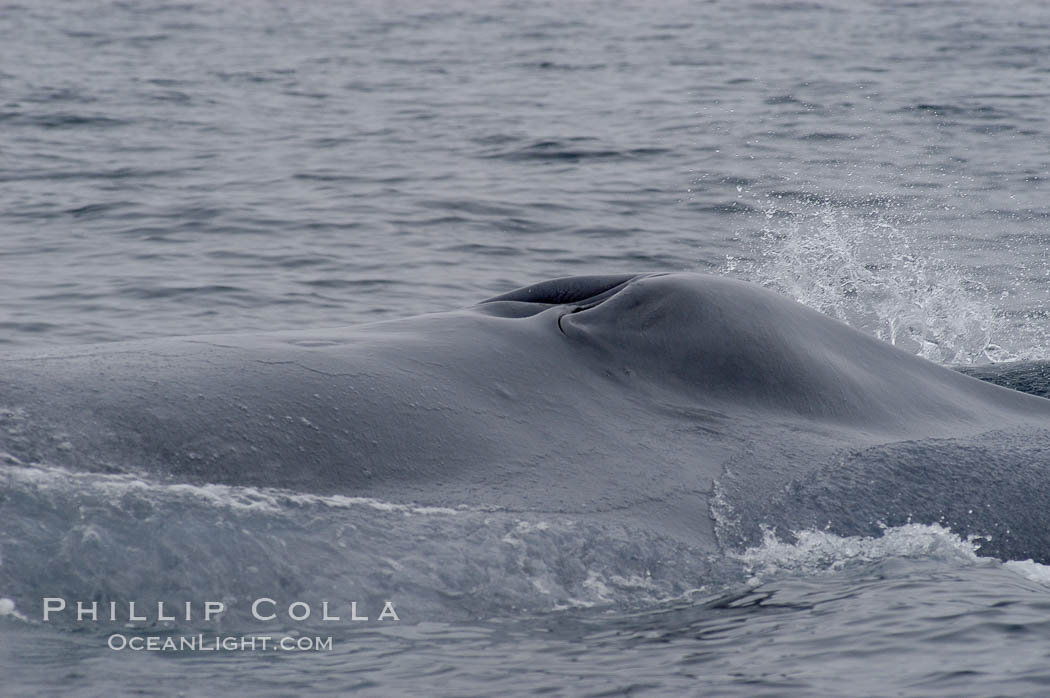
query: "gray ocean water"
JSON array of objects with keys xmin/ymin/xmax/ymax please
[{"xmin": 3, "ymin": 0, "xmax": 1050, "ymax": 695}]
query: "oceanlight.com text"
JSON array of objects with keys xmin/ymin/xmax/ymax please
[{"xmin": 107, "ymin": 634, "xmax": 334, "ymax": 652}]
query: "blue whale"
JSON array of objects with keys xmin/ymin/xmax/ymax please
[{"xmin": 2, "ymin": 273, "xmax": 1049, "ymax": 561}]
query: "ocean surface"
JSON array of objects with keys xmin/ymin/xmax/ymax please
[{"xmin": 3, "ymin": 0, "xmax": 1050, "ymax": 695}]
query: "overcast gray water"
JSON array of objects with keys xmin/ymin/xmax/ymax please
[{"xmin": 3, "ymin": 0, "xmax": 1050, "ymax": 695}]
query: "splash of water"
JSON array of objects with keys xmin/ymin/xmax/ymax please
[
  {"xmin": 732, "ymin": 522, "xmax": 1050, "ymax": 594},
  {"xmin": 733, "ymin": 523, "xmax": 985, "ymax": 581},
  {"xmin": 725, "ymin": 203, "xmax": 1019, "ymax": 365}
]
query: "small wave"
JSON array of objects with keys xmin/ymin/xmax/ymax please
[
  {"xmin": 481, "ymin": 139, "xmax": 668, "ymax": 163},
  {"xmin": 2, "ymin": 112, "xmax": 130, "ymax": 129}
]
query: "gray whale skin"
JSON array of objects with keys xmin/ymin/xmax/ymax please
[{"xmin": 3, "ymin": 272, "xmax": 1050, "ymax": 561}]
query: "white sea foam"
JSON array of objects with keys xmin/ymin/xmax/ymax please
[
  {"xmin": 733, "ymin": 523, "xmax": 986, "ymax": 582},
  {"xmin": 0, "ymin": 463, "xmax": 462, "ymax": 516},
  {"xmin": 1003, "ymin": 559, "xmax": 1050, "ymax": 587},
  {"xmin": 732, "ymin": 521, "xmax": 1050, "ymax": 597}
]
